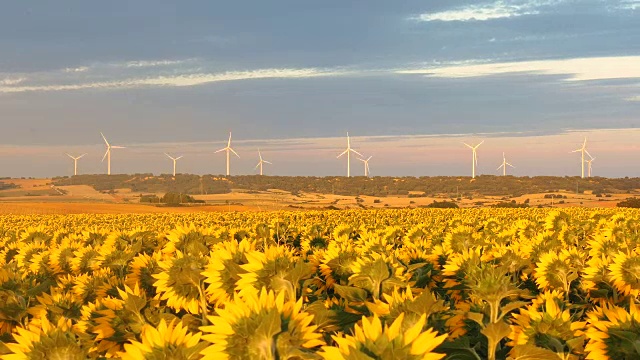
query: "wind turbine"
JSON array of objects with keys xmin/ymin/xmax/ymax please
[
  {"xmin": 497, "ymin": 152, "xmax": 515, "ymax": 176},
  {"xmin": 101, "ymin": 132, "xmax": 126, "ymax": 175},
  {"xmin": 358, "ymin": 156, "xmax": 372, "ymax": 177},
  {"xmin": 215, "ymin": 132, "xmax": 239, "ymax": 176},
  {"xmin": 586, "ymin": 153, "xmax": 595, "ymax": 178},
  {"xmin": 66, "ymin": 153, "xmax": 87, "ymax": 176},
  {"xmin": 570, "ymin": 137, "xmax": 591, "ymax": 179},
  {"xmin": 165, "ymin": 153, "xmax": 183, "ymax": 177},
  {"xmin": 463, "ymin": 141, "xmax": 484, "ymax": 178},
  {"xmin": 255, "ymin": 149, "xmax": 272, "ymax": 176},
  {"xmin": 337, "ymin": 132, "xmax": 362, "ymax": 177}
]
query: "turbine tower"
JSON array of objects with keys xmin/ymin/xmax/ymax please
[
  {"xmin": 586, "ymin": 154, "xmax": 595, "ymax": 178},
  {"xmin": 215, "ymin": 132, "xmax": 239, "ymax": 176},
  {"xmin": 255, "ymin": 149, "xmax": 272, "ymax": 176},
  {"xmin": 497, "ymin": 152, "xmax": 514, "ymax": 176},
  {"xmin": 165, "ymin": 153, "xmax": 183, "ymax": 177},
  {"xmin": 66, "ymin": 153, "xmax": 87, "ymax": 176},
  {"xmin": 463, "ymin": 141, "xmax": 484, "ymax": 179},
  {"xmin": 101, "ymin": 132, "xmax": 126, "ymax": 175},
  {"xmin": 358, "ymin": 156, "xmax": 372, "ymax": 177},
  {"xmin": 571, "ymin": 138, "xmax": 591, "ymax": 179},
  {"xmin": 337, "ymin": 132, "xmax": 362, "ymax": 177}
]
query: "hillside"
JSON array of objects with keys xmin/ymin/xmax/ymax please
[{"xmin": 51, "ymin": 174, "xmax": 640, "ymax": 197}]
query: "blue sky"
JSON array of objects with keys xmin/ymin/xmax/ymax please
[{"xmin": 0, "ymin": 1, "xmax": 639, "ymax": 177}]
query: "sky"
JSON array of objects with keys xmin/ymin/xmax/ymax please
[{"xmin": 0, "ymin": 1, "xmax": 639, "ymax": 178}]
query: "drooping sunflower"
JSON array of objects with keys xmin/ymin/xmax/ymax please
[
  {"xmin": 535, "ymin": 250, "xmax": 579, "ymax": 293},
  {"xmin": 200, "ymin": 289, "xmax": 324, "ymax": 360},
  {"xmin": 125, "ymin": 252, "xmax": 162, "ymax": 297},
  {"xmin": 608, "ymin": 249, "xmax": 640, "ymax": 297},
  {"xmin": 70, "ymin": 245, "xmax": 103, "ymax": 275},
  {"xmin": 2, "ymin": 317, "xmax": 87, "ymax": 360},
  {"xmin": 509, "ymin": 291, "xmax": 586, "ymax": 357},
  {"xmin": 118, "ymin": 319, "xmax": 207, "ymax": 360},
  {"xmin": 153, "ymin": 251, "xmax": 207, "ymax": 314},
  {"xmin": 584, "ymin": 300, "xmax": 640, "ymax": 359},
  {"xmin": 319, "ymin": 313, "xmax": 447, "ymax": 360},
  {"xmin": 318, "ymin": 243, "xmax": 359, "ymax": 289},
  {"xmin": 235, "ymin": 246, "xmax": 298, "ymax": 297},
  {"xmin": 202, "ymin": 239, "xmax": 254, "ymax": 307}
]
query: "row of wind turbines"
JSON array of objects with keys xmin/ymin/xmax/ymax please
[{"xmin": 64, "ymin": 132, "xmax": 596, "ymax": 179}]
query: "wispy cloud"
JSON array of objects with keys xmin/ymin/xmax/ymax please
[
  {"xmin": 0, "ymin": 68, "xmax": 349, "ymax": 94},
  {"xmin": 618, "ymin": 0, "xmax": 640, "ymax": 10},
  {"xmin": 397, "ymin": 56, "xmax": 640, "ymax": 82},
  {"xmin": 415, "ymin": 0, "xmax": 564, "ymax": 22},
  {"xmin": 0, "ymin": 77, "xmax": 26, "ymax": 86}
]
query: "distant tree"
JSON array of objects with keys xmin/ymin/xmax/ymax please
[
  {"xmin": 424, "ymin": 201, "xmax": 459, "ymax": 209},
  {"xmin": 617, "ymin": 198, "xmax": 640, "ymax": 208}
]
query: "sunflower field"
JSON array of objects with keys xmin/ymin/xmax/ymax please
[{"xmin": 0, "ymin": 208, "xmax": 639, "ymax": 359}]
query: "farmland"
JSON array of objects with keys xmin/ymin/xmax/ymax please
[{"xmin": 0, "ymin": 208, "xmax": 638, "ymax": 359}]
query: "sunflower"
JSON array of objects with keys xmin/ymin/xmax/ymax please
[
  {"xmin": 365, "ymin": 287, "xmax": 446, "ymax": 335},
  {"xmin": 202, "ymin": 239, "xmax": 254, "ymax": 307},
  {"xmin": 27, "ymin": 288, "xmax": 84, "ymax": 326},
  {"xmin": 153, "ymin": 251, "xmax": 207, "ymax": 314},
  {"xmin": 535, "ymin": 250, "xmax": 579, "ymax": 293},
  {"xmin": 125, "ymin": 252, "xmax": 162, "ymax": 297},
  {"xmin": 509, "ymin": 291, "xmax": 586, "ymax": 357},
  {"xmin": 319, "ymin": 313, "xmax": 447, "ymax": 360},
  {"xmin": 200, "ymin": 289, "xmax": 324, "ymax": 359},
  {"xmin": 584, "ymin": 300, "xmax": 640, "ymax": 359},
  {"xmin": 2, "ymin": 316, "xmax": 87, "ymax": 360},
  {"xmin": 78, "ymin": 286, "xmax": 150, "ymax": 357},
  {"xmin": 349, "ymin": 254, "xmax": 408, "ymax": 300},
  {"xmin": 443, "ymin": 225, "xmax": 481, "ymax": 253},
  {"xmin": 162, "ymin": 225, "xmax": 217, "ymax": 256},
  {"xmin": 235, "ymin": 246, "xmax": 298, "ymax": 297},
  {"xmin": 608, "ymin": 249, "xmax": 640, "ymax": 297},
  {"xmin": 118, "ymin": 319, "xmax": 207, "ymax": 360},
  {"xmin": 70, "ymin": 246, "xmax": 102, "ymax": 274},
  {"xmin": 318, "ymin": 243, "xmax": 359, "ymax": 289}
]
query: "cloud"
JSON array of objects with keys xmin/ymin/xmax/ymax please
[
  {"xmin": 0, "ymin": 77, "xmax": 26, "ymax": 86},
  {"xmin": 397, "ymin": 56, "xmax": 640, "ymax": 82},
  {"xmin": 122, "ymin": 59, "xmax": 196, "ymax": 68},
  {"xmin": 63, "ymin": 66, "xmax": 89, "ymax": 73},
  {"xmin": 618, "ymin": 0, "xmax": 640, "ymax": 10},
  {"xmin": 415, "ymin": 0, "xmax": 564, "ymax": 22},
  {"xmin": 0, "ymin": 68, "xmax": 349, "ymax": 94}
]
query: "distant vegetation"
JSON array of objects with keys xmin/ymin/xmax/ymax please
[
  {"xmin": 0, "ymin": 182, "xmax": 18, "ymax": 191},
  {"xmin": 617, "ymin": 197, "xmax": 640, "ymax": 208},
  {"xmin": 51, "ymin": 174, "xmax": 640, "ymax": 197}
]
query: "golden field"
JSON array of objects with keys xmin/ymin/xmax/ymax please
[{"xmin": 0, "ymin": 208, "xmax": 638, "ymax": 359}]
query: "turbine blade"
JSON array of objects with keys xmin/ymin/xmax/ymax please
[
  {"xmin": 507, "ymin": 163, "xmax": 515, "ymax": 168},
  {"xmin": 215, "ymin": 148, "xmax": 226, "ymax": 153},
  {"xmin": 79, "ymin": 153, "xmax": 87, "ymax": 159},
  {"xmin": 255, "ymin": 163, "xmax": 261, "ymax": 169},
  {"xmin": 497, "ymin": 164, "xmax": 504, "ymax": 170},
  {"xmin": 475, "ymin": 140, "xmax": 484, "ymax": 148},
  {"xmin": 463, "ymin": 142, "xmax": 473, "ymax": 149},
  {"xmin": 227, "ymin": 132, "xmax": 232, "ymax": 147},
  {"xmin": 337, "ymin": 149, "xmax": 348, "ymax": 158},
  {"xmin": 358, "ymin": 158, "xmax": 366, "ymax": 162},
  {"xmin": 165, "ymin": 153, "xmax": 173, "ymax": 159},
  {"xmin": 585, "ymin": 149, "xmax": 592, "ymax": 159},
  {"xmin": 101, "ymin": 149, "xmax": 109, "ymax": 162},
  {"xmin": 351, "ymin": 149, "xmax": 363, "ymax": 157},
  {"xmin": 66, "ymin": 153, "xmax": 74, "ymax": 159},
  {"xmin": 111, "ymin": 146, "xmax": 126, "ymax": 149},
  {"xmin": 264, "ymin": 161, "xmax": 272, "ymax": 164},
  {"xmin": 100, "ymin": 132, "xmax": 109, "ymax": 147},
  {"xmin": 367, "ymin": 156, "xmax": 372, "ymax": 161},
  {"xmin": 175, "ymin": 156, "xmax": 183, "ymax": 160},
  {"xmin": 230, "ymin": 148, "xmax": 240, "ymax": 158}
]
